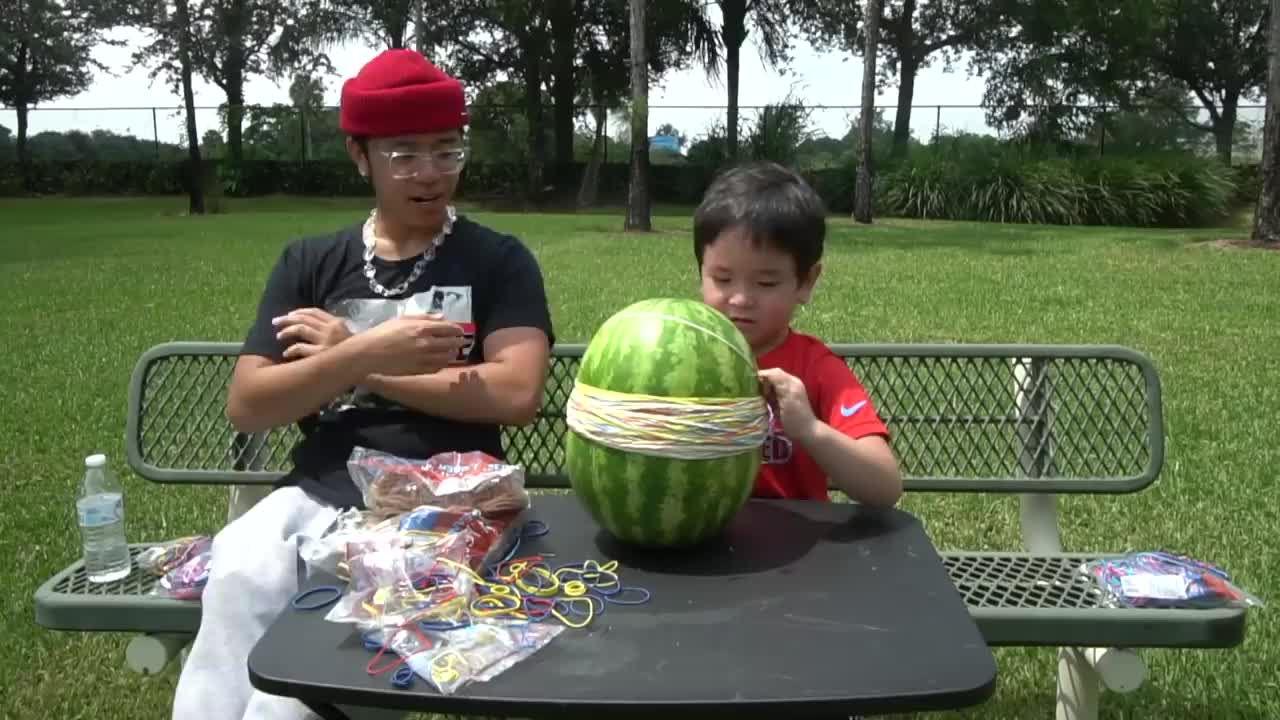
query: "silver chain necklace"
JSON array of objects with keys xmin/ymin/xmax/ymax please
[{"xmin": 361, "ymin": 205, "xmax": 456, "ymax": 298}]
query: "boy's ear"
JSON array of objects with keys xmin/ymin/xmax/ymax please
[{"xmin": 798, "ymin": 262, "xmax": 822, "ymax": 304}]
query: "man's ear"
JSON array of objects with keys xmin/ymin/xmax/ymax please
[
  {"xmin": 345, "ymin": 136, "xmax": 369, "ymax": 177},
  {"xmin": 798, "ymin": 262, "xmax": 822, "ymax": 304}
]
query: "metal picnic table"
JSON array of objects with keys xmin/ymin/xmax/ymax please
[{"xmin": 247, "ymin": 494, "xmax": 998, "ymax": 719}]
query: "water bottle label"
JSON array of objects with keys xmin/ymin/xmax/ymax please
[{"xmin": 79, "ymin": 496, "xmax": 123, "ymax": 527}]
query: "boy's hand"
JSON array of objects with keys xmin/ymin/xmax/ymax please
[
  {"xmin": 758, "ymin": 367, "xmax": 819, "ymax": 443},
  {"xmin": 274, "ymin": 308, "xmax": 353, "ymax": 360}
]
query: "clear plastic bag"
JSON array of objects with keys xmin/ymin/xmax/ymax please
[
  {"xmin": 347, "ymin": 447, "xmax": 530, "ymax": 517},
  {"xmin": 379, "ymin": 621, "xmax": 564, "ymax": 695},
  {"xmin": 325, "ymin": 521, "xmax": 477, "ymax": 629},
  {"xmin": 138, "ymin": 536, "xmax": 210, "ymax": 576},
  {"xmin": 139, "ymin": 536, "xmax": 213, "ymax": 600},
  {"xmin": 297, "ymin": 508, "xmax": 389, "ymax": 580},
  {"xmin": 1082, "ymin": 551, "xmax": 1265, "ymax": 609}
]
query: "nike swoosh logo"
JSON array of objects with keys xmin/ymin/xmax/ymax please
[{"xmin": 841, "ymin": 400, "xmax": 867, "ymax": 417}]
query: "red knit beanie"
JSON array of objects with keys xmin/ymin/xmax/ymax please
[{"xmin": 339, "ymin": 49, "xmax": 470, "ymax": 138}]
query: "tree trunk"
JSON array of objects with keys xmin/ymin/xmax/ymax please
[
  {"xmin": 16, "ymin": 101, "xmax": 31, "ymax": 194},
  {"xmin": 176, "ymin": 0, "xmax": 205, "ymax": 215},
  {"xmin": 415, "ymin": 0, "xmax": 428, "ymax": 53},
  {"xmin": 521, "ymin": 41, "xmax": 547, "ymax": 203},
  {"xmin": 550, "ymin": 0, "xmax": 578, "ymax": 166},
  {"xmin": 722, "ymin": 0, "xmax": 746, "ymax": 161},
  {"xmin": 222, "ymin": 0, "xmax": 247, "ymax": 163},
  {"xmin": 578, "ymin": 101, "xmax": 607, "ymax": 208},
  {"xmin": 891, "ymin": 53, "xmax": 917, "ymax": 159},
  {"xmin": 625, "ymin": 0, "xmax": 651, "ymax": 232},
  {"xmin": 854, "ymin": 0, "xmax": 881, "ymax": 223},
  {"xmin": 15, "ymin": 36, "xmax": 32, "ymax": 193},
  {"xmin": 1252, "ymin": 0, "xmax": 1280, "ymax": 245},
  {"xmin": 1213, "ymin": 98, "xmax": 1238, "ymax": 165}
]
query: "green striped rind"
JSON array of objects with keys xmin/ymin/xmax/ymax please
[
  {"xmin": 565, "ymin": 298, "xmax": 763, "ymax": 548},
  {"xmin": 576, "ymin": 298, "xmax": 757, "ymax": 398}
]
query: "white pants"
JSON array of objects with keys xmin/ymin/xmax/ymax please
[{"xmin": 172, "ymin": 486, "xmax": 340, "ymax": 720}]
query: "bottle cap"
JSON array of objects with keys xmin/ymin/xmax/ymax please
[{"xmin": 85, "ymin": 454, "xmax": 107, "ymax": 468}]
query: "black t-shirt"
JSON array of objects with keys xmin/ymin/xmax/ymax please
[{"xmin": 240, "ymin": 213, "xmax": 555, "ymax": 509}]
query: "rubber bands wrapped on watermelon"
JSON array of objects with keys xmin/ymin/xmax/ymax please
[{"xmin": 347, "ymin": 447, "xmax": 531, "ymax": 518}]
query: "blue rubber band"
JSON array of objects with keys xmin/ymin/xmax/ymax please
[
  {"xmin": 605, "ymin": 586, "xmax": 651, "ymax": 605},
  {"xmin": 291, "ymin": 585, "xmax": 342, "ymax": 611},
  {"xmin": 592, "ymin": 579, "xmax": 622, "ymax": 596},
  {"xmin": 554, "ymin": 597, "xmax": 594, "ymax": 619},
  {"xmin": 361, "ymin": 632, "xmax": 384, "ymax": 652},
  {"xmin": 391, "ymin": 665, "xmax": 415, "ymax": 689},
  {"xmin": 523, "ymin": 596, "xmax": 555, "ymax": 620},
  {"xmin": 522, "ymin": 520, "xmax": 549, "ymax": 538}
]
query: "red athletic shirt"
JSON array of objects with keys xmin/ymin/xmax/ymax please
[{"xmin": 754, "ymin": 330, "xmax": 890, "ymax": 501}]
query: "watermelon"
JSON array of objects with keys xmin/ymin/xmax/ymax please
[{"xmin": 564, "ymin": 298, "xmax": 765, "ymax": 548}]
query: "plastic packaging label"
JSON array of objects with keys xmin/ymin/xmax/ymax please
[
  {"xmin": 78, "ymin": 494, "xmax": 123, "ymax": 527},
  {"xmin": 1120, "ymin": 574, "xmax": 1186, "ymax": 600}
]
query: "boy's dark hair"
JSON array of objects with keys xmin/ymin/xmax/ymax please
[{"xmin": 693, "ymin": 161, "xmax": 827, "ymax": 278}]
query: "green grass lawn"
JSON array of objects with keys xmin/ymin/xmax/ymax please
[{"xmin": 2, "ymin": 195, "xmax": 1277, "ymax": 719}]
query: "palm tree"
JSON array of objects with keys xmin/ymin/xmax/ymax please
[
  {"xmin": 625, "ymin": 0, "xmax": 651, "ymax": 231},
  {"xmin": 854, "ymin": 0, "xmax": 881, "ymax": 224},
  {"xmin": 1252, "ymin": 0, "xmax": 1280, "ymax": 245}
]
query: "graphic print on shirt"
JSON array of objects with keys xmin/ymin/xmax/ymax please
[
  {"xmin": 761, "ymin": 407, "xmax": 794, "ymax": 465},
  {"xmin": 323, "ymin": 285, "xmax": 475, "ymax": 414}
]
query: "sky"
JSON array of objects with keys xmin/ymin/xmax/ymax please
[{"xmin": 1, "ymin": 18, "xmax": 997, "ymax": 149}]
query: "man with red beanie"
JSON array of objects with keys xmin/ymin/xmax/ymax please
[{"xmin": 172, "ymin": 49, "xmax": 555, "ymax": 720}]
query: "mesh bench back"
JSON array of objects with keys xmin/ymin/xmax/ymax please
[{"xmin": 127, "ymin": 342, "xmax": 1163, "ymax": 493}]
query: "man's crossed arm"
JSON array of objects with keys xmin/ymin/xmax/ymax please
[{"xmin": 226, "ymin": 310, "xmax": 550, "ymax": 433}]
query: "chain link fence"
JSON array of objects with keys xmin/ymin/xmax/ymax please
[{"xmin": 0, "ymin": 102, "xmax": 1265, "ymax": 166}]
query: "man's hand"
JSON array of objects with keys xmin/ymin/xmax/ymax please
[
  {"xmin": 273, "ymin": 309, "xmax": 353, "ymax": 360},
  {"xmin": 758, "ymin": 367, "xmax": 819, "ymax": 442},
  {"xmin": 359, "ymin": 313, "xmax": 468, "ymax": 377}
]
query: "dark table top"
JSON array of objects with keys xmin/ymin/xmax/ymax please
[{"xmin": 249, "ymin": 495, "xmax": 997, "ymax": 719}]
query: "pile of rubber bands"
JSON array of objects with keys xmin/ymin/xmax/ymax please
[{"xmin": 290, "ymin": 448, "xmax": 652, "ymax": 696}]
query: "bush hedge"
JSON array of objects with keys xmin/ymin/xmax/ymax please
[
  {"xmin": 878, "ymin": 153, "xmax": 1241, "ymax": 228},
  {"xmin": 0, "ymin": 153, "xmax": 1251, "ymax": 229}
]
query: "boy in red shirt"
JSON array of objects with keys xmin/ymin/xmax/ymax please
[{"xmin": 694, "ymin": 162, "xmax": 903, "ymax": 507}]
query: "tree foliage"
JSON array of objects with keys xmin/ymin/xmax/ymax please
[
  {"xmin": 794, "ymin": 0, "xmax": 996, "ymax": 157},
  {"xmin": 128, "ymin": 0, "xmax": 335, "ymax": 161},
  {"xmin": 972, "ymin": 0, "xmax": 1268, "ymax": 162},
  {"xmin": 0, "ymin": 0, "xmax": 120, "ymax": 189}
]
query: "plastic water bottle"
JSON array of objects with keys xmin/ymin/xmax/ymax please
[{"xmin": 77, "ymin": 453, "xmax": 131, "ymax": 583}]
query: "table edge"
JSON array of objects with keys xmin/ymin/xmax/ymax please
[{"xmin": 248, "ymin": 661, "xmax": 998, "ymax": 719}]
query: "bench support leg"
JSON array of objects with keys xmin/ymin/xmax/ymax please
[
  {"xmin": 1056, "ymin": 647, "xmax": 1100, "ymax": 720},
  {"xmin": 126, "ymin": 632, "xmax": 194, "ymax": 675},
  {"xmin": 1055, "ymin": 643, "xmax": 1147, "ymax": 720}
]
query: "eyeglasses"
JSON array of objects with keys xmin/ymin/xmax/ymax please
[{"xmin": 379, "ymin": 148, "xmax": 467, "ymax": 179}]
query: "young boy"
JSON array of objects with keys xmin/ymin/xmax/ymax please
[{"xmin": 694, "ymin": 162, "xmax": 903, "ymax": 508}]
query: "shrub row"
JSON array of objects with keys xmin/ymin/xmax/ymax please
[
  {"xmin": 877, "ymin": 154, "xmax": 1242, "ymax": 228},
  {"xmin": 0, "ymin": 155, "xmax": 1251, "ymax": 229}
]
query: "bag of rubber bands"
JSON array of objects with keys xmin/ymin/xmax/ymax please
[
  {"xmin": 347, "ymin": 446, "xmax": 530, "ymax": 518},
  {"xmin": 1081, "ymin": 552, "xmax": 1264, "ymax": 609},
  {"xmin": 139, "ymin": 536, "xmax": 213, "ymax": 600},
  {"xmin": 324, "ymin": 519, "xmax": 480, "ymax": 629},
  {"xmin": 371, "ymin": 621, "xmax": 563, "ymax": 695}
]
